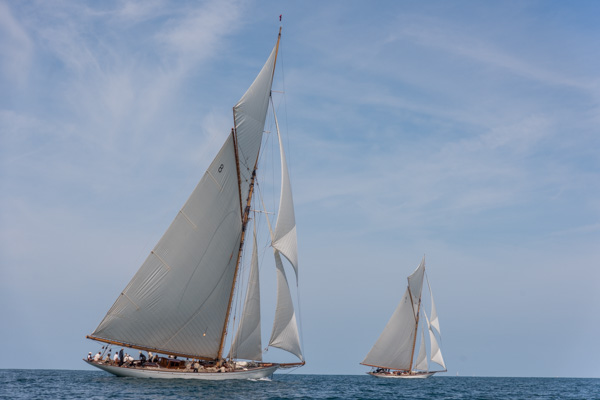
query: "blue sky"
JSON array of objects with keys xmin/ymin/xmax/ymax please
[{"xmin": 1, "ymin": 0, "xmax": 599, "ymax": 377}]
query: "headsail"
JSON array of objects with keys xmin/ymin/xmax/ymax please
[
  {"xmin": 270, "ymin": 104, "xmax": 299, "ymax": 280},
  {"xmin": 427, "ymin": 277, "xmax": 441, "ymax": 336},
  {"xmin": 88, "ymin": 34, "xmax": 281, "ymax": 361},
  {"xmin": 268, "ymin": 250, "xmax": 303, "ymax": 361},
  {"xmin": 266, "ymin": 103, "xmax": 303, "ymax": 361},
  {"xmin": 425, "ymin": 307, "xmax": 446, "ymax": 370},
  {"xmin": 229, "ymin": 226, "xmax": 262, "ymax": 361},
  {"xmin": 429, "ymin": 328, "xmax": 445, "ymax": 369},
  {"xmin": 414, "ymin": 328, "xmax": 428, "ymax": 371}
]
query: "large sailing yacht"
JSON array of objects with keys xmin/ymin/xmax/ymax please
[{"xmin": 84, "ymin": 28, "xmax": 305, "ymax": 380}]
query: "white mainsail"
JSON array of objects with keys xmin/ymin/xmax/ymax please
[
  {"xmin": 228, "ymin": 227, "xmax": 262, "ymax": 361},
  {"xmin": 89, "ymin": 37, "xmax": 281, "ymax": 361},
  {"xmin": 91, "ymin": 136, "xmax": 242, "ymax": 359},
  {"xmin": 361, "ymin": 286, "xmax": 418, "ymax": 370}
]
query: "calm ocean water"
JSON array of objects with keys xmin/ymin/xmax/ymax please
[{"xmin": 1, "ymin": 369, "xmax": 599, "ymax": 400}]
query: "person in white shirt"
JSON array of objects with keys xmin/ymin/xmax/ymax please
[
  {"xmin": 113, "ymin": 352, "xmax": 119, "ymax": 364},
  {"xmin": 93, "ymin": 352, "xmax": 102, "ymax": 362}
]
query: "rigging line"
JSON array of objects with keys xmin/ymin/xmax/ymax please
[
  {"xmin": 256, "ymin": 172, "xmax": 276, "ymax": 240},
  {"xmin": 271, "ymin": 45, "xmax": 294, "ymax": 184},
  {"xmin": 253, "ymin": 102, "xmax": 277, "ymax": 225}
]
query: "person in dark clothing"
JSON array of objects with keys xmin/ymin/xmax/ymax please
[{"xmin": 119, "ymin": 348, "xmax": 124, "ymax": 366}]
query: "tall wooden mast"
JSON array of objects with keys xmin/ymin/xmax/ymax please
[{"xmin": 216, "ymin": 28, "xmax": 282, "ymax": 363}]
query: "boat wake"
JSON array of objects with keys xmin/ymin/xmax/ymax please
[{"xmin": 248, "ymin": 377, "xmax": 272, "ymax": 382}]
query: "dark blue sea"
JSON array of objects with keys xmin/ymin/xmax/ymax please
[{"xmin": 1, "ymin": 370, "xmax": 599, "ymax": 399}]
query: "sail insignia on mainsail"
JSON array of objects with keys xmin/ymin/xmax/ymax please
[
  {"xmin": 84, "ymin": 28, "xmax": 304, "ymax": 380},
  {"xmin": 361, "ymin": 256, "xmax": 446, "ymax": 379}
]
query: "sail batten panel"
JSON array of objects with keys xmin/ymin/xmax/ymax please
[
  {"xmin": 92, "ymin": 136, "xmax": 243, "ymax": 359},
  {"xmin": 268, "ymin": 251, "xmax": 303, "ymax": 361}
]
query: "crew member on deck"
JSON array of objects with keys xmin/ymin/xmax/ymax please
[{"xmin": 119, "ymin": 348, "xmax": 124, "ymax": 366}]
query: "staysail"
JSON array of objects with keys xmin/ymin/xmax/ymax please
[
  {"xmin": 414, "ymin": 328, "xmax": 428, "ymax": 371},
  {"xmin": 424, "ymin": 292, "xmax": 446, "ymax": 369},
  {"xmin": 88, "ymin": 35, "xmax": 281, "ymax": 361},
  {"xmin": 228, "ymin": 226, "xmax": 262, "ymax": 361}
]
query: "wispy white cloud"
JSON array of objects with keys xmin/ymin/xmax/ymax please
[
  {"xmin": 0, "ymin": 1, "xmax": 33, "ymax": 85},
  {"xmin": 390, "ymin": 13, "xmax": 593, "ymax": 91}
]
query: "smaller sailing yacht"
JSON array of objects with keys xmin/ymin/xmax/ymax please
[{"xmin": 361, "ymin": 256, "xmax": 446, "ymax": 378}]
